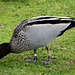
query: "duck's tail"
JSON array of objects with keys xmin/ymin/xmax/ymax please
[{"xmin": 57, "ymin": 17, "xmax": 75, "ymax": 36}]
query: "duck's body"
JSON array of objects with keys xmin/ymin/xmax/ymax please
[
  {"xmin": 0, "ymin": 16, "xmax": 75, "ymax": 64},
  {"xmin": 10, "ymin": 16, "xmax": 74, "ymax": 53}
]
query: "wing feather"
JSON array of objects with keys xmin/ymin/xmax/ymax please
[{"xmin": 12, "ymin": 16, "xmax": 75, "ymax": 37}]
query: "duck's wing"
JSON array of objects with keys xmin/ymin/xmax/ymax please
[{"xmin": 13, "ymin": 16, "xmax": 75, "ymax": 38}]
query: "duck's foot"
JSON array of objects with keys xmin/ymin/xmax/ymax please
[
  {"xmin": 42, "ymin": 59, "xmax": 50, "ymax": 64},
  {"xmin": 42, "ymin": 56, "xmax": 51, "ymax": 64},
  {"xmin": 24, "ymin": 56, "xmax": 37, "ymax": 62}
]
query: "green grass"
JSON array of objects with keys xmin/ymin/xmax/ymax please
[{"xmin": 0, "ymin": 0, "xmax": 75, "ymax": 75}]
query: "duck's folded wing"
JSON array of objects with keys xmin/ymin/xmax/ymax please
[{"xmin": 13, "ymin": 16, "xmax": 75, "ymax": 38}]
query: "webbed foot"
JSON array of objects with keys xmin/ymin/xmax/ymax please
[
  {"xmin": 24, "ymin": 56, "xmax": 37, "ymax": 62},
  {"xmin": 42, "ymin": 56, "xmax": 52, "ymax": 64}
]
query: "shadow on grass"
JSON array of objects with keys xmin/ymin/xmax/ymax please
[
  {"xmin": 0, "ymin": 58, "xmax": 46, "ymax": 70},
  {"xmin": 0, "ymin": 54, "xmax": 54, "ymax": 69}
]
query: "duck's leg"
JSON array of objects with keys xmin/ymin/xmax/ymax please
[
  {"xmin": 24, "ymin": 49, "xmax": 37, "ymax": 62},
  {"xmin": 42, "ymin": 45, "xmax": 52, "ymax": 64}
]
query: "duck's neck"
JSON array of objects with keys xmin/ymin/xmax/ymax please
[{"xmin": 0, "ymin": 43, "xmax": 11, "ymax": 59}]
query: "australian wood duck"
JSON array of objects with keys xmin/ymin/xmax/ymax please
[{"xmin": 0, "ymin": 16, "xmax": 75, "ymax": 64}]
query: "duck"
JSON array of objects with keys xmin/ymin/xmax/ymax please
[{"xmin": 0, "ymin": 16, "xmax": 75, "ymax": 64}]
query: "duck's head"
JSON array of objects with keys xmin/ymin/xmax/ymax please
[{"xmin": 0, "ymin": 43, "xmax": 11, "ymax": 59}]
